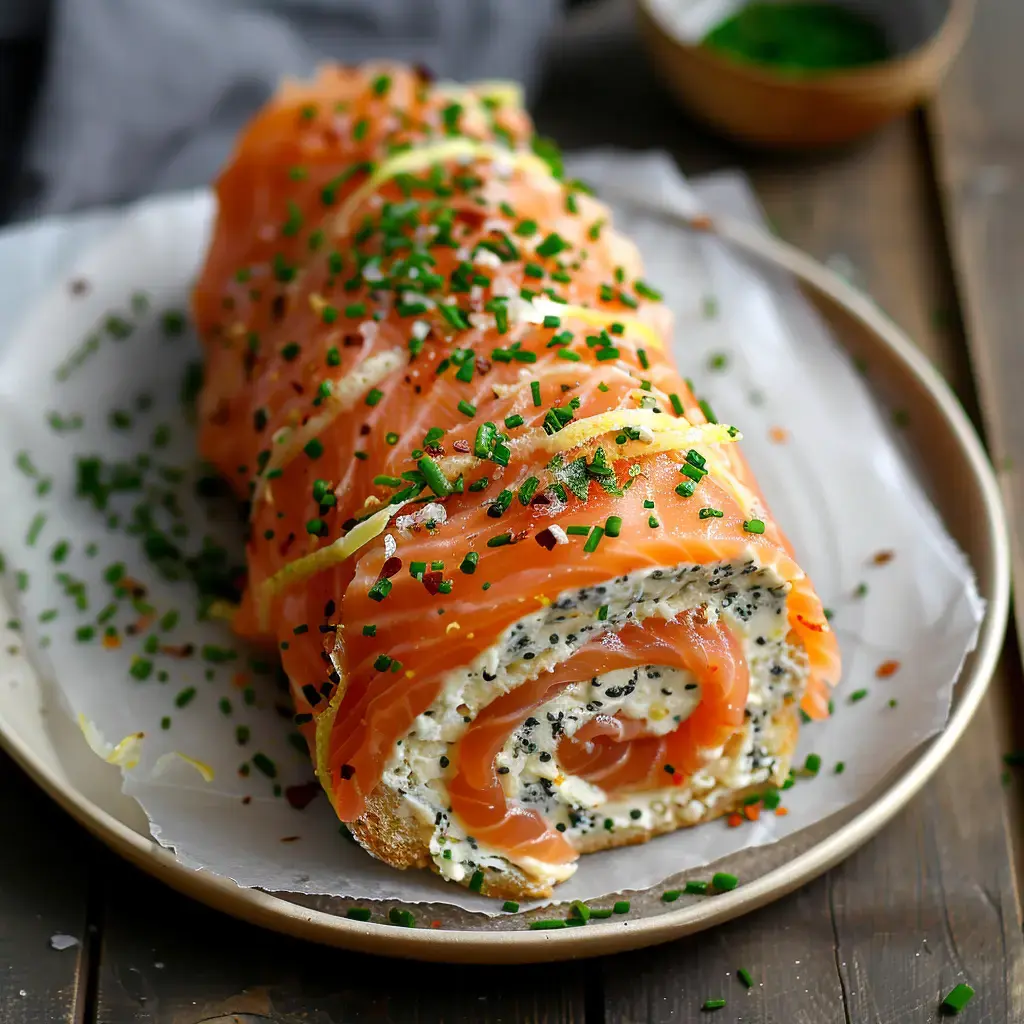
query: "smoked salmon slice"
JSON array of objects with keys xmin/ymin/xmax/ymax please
[{"xmin": 194, "ymin": 63, "xmax": 840, "ymax": 898}]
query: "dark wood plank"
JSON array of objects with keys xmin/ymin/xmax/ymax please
[
  {"xmin": 534, "ymin": 2, "xmax": 1024, "ymax": 1020},
  {"xmin": 927, "ymin": 0, "xmax": 1024, "ymax": 867},
  {"xmin": 93, "ymin": 856, "xmax": 586, "ymax": 1024},
  {"xmin": 0, "ymin": 751, "xmax": 94, "ymax": 1024},
  {"xmin": 928, "ymin": 0, "xmax": 1024, "ymax": 652}
]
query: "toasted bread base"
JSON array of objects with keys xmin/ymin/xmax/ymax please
[{"xmin": 347, "ymin": 703, "xmax": 800, "ymax": 901}]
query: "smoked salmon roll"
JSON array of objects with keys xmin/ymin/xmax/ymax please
[{"xmin": 193, "ymin": 64, "xmax": 840, "ymax": 899}]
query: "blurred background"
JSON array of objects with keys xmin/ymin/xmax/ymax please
[{"xmin": 0, "ymin": 0, "xmax": 967, "ymax": 224}]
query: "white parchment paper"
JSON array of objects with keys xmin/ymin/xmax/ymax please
[{"xmin": 0, "ymin": 154, "xmax": 983, "ymax": 912}]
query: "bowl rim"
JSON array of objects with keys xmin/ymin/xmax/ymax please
[{"xmin": 636, "ymin": 0, "xmax": 976, "ymax": 89}]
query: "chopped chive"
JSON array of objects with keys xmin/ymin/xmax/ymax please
[
  {"xmin": 604, "ymin": 515, "xmax": 622, "ymax": 537},
  {"xmin": 597, "ymin": 605, "xmax": 609, "ymax": 621},
  {"xmin": 613, "ymin": 900, "xmax": 630, "ymax": 914},
  {"xmin": 504, "ymin": 414, "xmax": 524, "ymax": 429},
  {"xmin": 517, "ymin": 477, "xmax": 539, "ymax": 505},
  {"xmin": 531, "ymin": 381, "xmax": 542, "ymax": 406},
  {"xmin": 712, "ymin": 872, "xmax": 738, "ymax": 892},
  {"xmin": 457, "ymin": 400, "xmax": 476, "ymax": 418},
  {"xmin": 175, "ymin": 686, "xmax": 196, "ymax": 708},
  {"xmin": 418, "ymin": 456, "xmax": 452, "ymax": 497},
  {"xmin": 566, "ymin": 525, "xmax": 590, "ymax": 536},
  {"xmin": 529, "ymin": 920, "xmax": 567, "ymax": 930},
  {"xmin": 368, "ymin": 578, "xmax": 393, "ymax": 602},
  {"xmin": 583, "ymin": 526, "xmax": 605, "ymax": 553},
  {"xmin": 346, "ymin": 908, "xmax": 372, "ymax": 922},
  {"xmin": 469, "ymin": 869, "xmax": 485, "ymax": 893},
  {"xmin": 849, "ymin": 689, "xmax": 868, "ymax": 703},
  {"xmin": 460, "ymin": 552, "xmax": 479, "ymax": 574},
  {"xmin": 698, "ymin": 507, "xmax": 724, "ymax": 520},
  {"xmin": 804, "ymin": 753, "xmax": 822, "ymax": 775},
  {"xmin": 743, "ymin": 519, "xmax": 766, "ymax": 534},
  {"xmin": 684, "ymin": 880, "xmax": 708, "ymax": 895},
  {"xmin": 487, "ymin": 533, "xmax": 512, "ymax": 548},
  {"xmin": 502, "ymin": 900, "xmax": 519, "ymax": 913},
  {"xmin": 702, "ymin": 999, "xmax": 726, "ymax": 1012},
  {"xmin": 941, "ymin": 983, "xmax": 974, "ymax": 1014},
  {"xmin": 365, "ymin": 387, "xmax": 383, "ymax": 407},
  {"xmin": 304, "ymin": 438, "xmax": 324, "ymax": 460},
  {"xmin": 362, "ymin": 624, "xmax": 377, "ymax": 637},
  {"xmin": 661, "ymin": 890, "xmax": 681, "ymax": 903}
]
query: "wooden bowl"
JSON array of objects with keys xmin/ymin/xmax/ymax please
[{"xmin": 636, "ymin": 0, "xmax": 974, "ymax": 148}]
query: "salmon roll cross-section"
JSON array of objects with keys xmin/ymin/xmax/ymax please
[{"xmin": 194, "ymin": 63, "xmax": 840, "ymax": 899}]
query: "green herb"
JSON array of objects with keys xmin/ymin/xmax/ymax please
[
  {"xmin": 701, "ymin": 999, "xmax": 726, "ymax": 1012},
  {"xmin": 712, "ymin": 872, "xmax": 738, "ymax": 891},
  {"xmin": 940, "ymin": 983, "xmax": 975, "ymax": 1014},
  {"xmin": 704, "ymin": 2, "xmax": 891, "ymax": 73}
]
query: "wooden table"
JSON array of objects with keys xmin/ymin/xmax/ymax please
[{"xmin": 3, "ymin": 2, "xmax": 1024, "ymax": 1020}]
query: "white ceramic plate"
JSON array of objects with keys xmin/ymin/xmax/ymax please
[{"xmin": 0, "ymin": 201, "xmax": 1008, "ymax": 964}]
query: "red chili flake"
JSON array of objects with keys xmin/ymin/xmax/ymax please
[
  {"xmin": 512, "ymin": 528, "xmax": 532, "ymax": 545},
  {"xmin": 872, "ymin": 550, "xmax": 896, "ymax": 565},
  {"xmin": 425, "ymin": 444, "xmax": 444, "ymax": 456},
  {"xmin": 280, "ymin": 835, "xmax": 301, "ymax": 843},
  {"xmin": 690, "ymin": 214, "xmax": 715, "ymax": 232},
  {"xmin": 159, "ymin": 643, "xmax": 195, "ymax": 659},
  {"xmin": 727, "ymin": 812, "xmax": 744, "ymax": 828},
  {"xmin": 344, "ymin": 334, "xmax": 362, "ymax": 347},
  {"xmin": 876, "ymin": 660, "xmax": 901, "ymax": 679},
  {"xmin": 475, "ymin": 357, "xmax": 492, "ymax": 375},
  {"xmin": 768, "ymin": 426, "xmax": 789, "ymax": 444},
  {"xmin": 430, "ymin": 920, "xmax": 441, "ymax": 929},
  {"xmin": 453, "ymin": 439, "xmax": 470, "ymax": 453},
  {"xmin": 340, "ymin": 764, "xmax": 356, "ymax": 780},
  {"xmin": 69, "ymin": 278, "xmax": 90, "ymax": 296},
  {"xmin": 535, "ymin": 527, "xmax": 558, "ymax": 551},
  {"xmin": 422, "ymin": 570, "xmax": 444, "ymax": 595},
  {"xmin": 113, "ymin": 577, "xmax": 147, "ymax": 598},
  {"xmin": 796, "ymin": 614, "xmax": 827, "ymax": 633},
  {"xmin": 376, "ymin": 556, "xmax": 402, "ymax": 583},
  {"xmin": 242, "ymin": 795, "xmax": 252, "ymax": 805},
  {"xmin": 290, "ymin": 381, "xmax": 305, "ymax": 395},
  {"xmin": 359, "ymin": 423, "xmax": 371, "ymax": 436},
  {"xmin": 285, "ymin": 781, "xmax": 321, "ymax": 810}
]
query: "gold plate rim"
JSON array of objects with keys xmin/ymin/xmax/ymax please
[{"xmin": 0, "ymin": 206, "xmax": 1009, "ymax": 964}]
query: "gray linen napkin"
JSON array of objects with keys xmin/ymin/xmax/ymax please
[{"xmin": 8, "ymin": 0, "xmax": 560, "ymax": 219}]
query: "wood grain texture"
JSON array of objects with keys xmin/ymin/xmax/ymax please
[
  {"xmin": 93, "ymin": 856, "xmax": 586, "ymax": 1024},
  {"xmin": 536, "ymin": 2, "xmax": 1024, "ymax": 1021},
  {"xmin": 0, "ymin": 751, "xmax": 94, "ymax": 1024},
  {"xmin": 928, "ymin": 0, "xmax": 1024, "ymax": 661}
]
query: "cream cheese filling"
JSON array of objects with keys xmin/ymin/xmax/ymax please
[{"xmin": 376, "ymin": 555, "xmax": 806, "ymax": 888}]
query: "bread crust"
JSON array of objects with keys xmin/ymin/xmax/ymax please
[{"xmin": 346, "ymin": 704, "xmax": 800, "ymax": 900}]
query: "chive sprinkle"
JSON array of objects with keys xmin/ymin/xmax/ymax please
[
  {"xmin": 743, "ymin": 519, "xmax": 766, "ymax": 534},
  {"xmin": 502, "ymin": 900, "xmax": 519, "ymax": 913},
  {"xmin": 941, "ymin": 983, "xmax": 974, "ymax": 1014},
  {"xmin": 613, "ymin": 900, "xmax": 630, "ymax": 914},
  {"xmin": 737, "ymin": 967, "xmax": 753, "ymax": 988},
  {"xmin": 712, "ymin": 872, "xmax": 738, "ymax": 892},
  {"xmin": 684, "ymin": 880, "xmax": 708, "ymax": 895},
  {"xmin": 702, "ymin": 999, "xmax": 726, "ymax": 1011},
  {"xmin": 531, "ymin": 381, "xmax": 542, "ymax": 406},
  {"xmin": 529, "ymin": 920, "xmax": 567, "ymax": 930},
  {"xmin": 583, "ymin": 526, "xmax": 605, "ymax": 553},
  {"xmin": 604, "ymin": 515, "xmax": 622, "ymax": 537}
]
